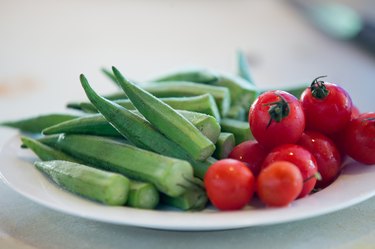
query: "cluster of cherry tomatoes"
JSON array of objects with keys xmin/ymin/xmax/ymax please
[{"xmin": 204, "ymin": 76, "xmax": 375, "ymax": 211}]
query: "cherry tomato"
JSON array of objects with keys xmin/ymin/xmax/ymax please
[
  {"xmin": 262, "ymin": 144, "xmax": 318, "ymax": 198},
  {"xmin": 330, "ymin": 105, "xmax": 361, "ymax": 158},
  {"xmin": 298, "ymin": 131, "xmax": 341, "ymax": 188},
  {"xmin": 343, "ymin": 112, "xmax": 375, "ymax": 165},
  {"xmin": 249, "ymin": 90, "xmax": 305, "ymax": 150},
  {"xmin": 204, "ymin": 159, "xmax": 255, "ymax": 210},
  {"xmin": 351, "ymin": 105, "xmax": 360, "ymax": 119},
  {"xmin": 228, "ymin": 140, "xmax": 269, "ymax": 176},
  {"xmin": 257, "ymin": 161, "xmax": 303, "ymax": 207},
  {"xmin": 300, "ymin": 76, "xmax": 353, "ymax": 135}
]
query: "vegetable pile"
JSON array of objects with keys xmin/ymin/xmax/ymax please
[{"xmin": 2, "ymin": 52, "xmax": 374, "ymax": 211}]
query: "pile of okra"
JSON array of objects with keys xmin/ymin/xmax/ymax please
[{"xmin": 1, "ymin": 52, "xmax": 307, "ymax": 211}]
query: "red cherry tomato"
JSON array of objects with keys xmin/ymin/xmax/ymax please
[
  {"xmin": 204, "ymin": 159, "xmax": 255, "ymax": 210},
  {"xmin": 343, "ymin": 112, "xmax": 375, "ymax": 165},
  {"xmin": 228, "ymin": 140, "xmax": 269, "ymax": 176},
  {"xmin": 330, "ymin": 105, "xmax": 361, "ymax": 158},
  {"xmin": 300, "ymin": 76, "xmax": 353, "ymax": 135},
  {"xmin": 298, "ymin": 131, "xmax": 341, "ymax": 188},
  {"xmin": 249, "ymin": 90, "xmax": 305, "ymax": 150},
  {"xmin": 262, "ymin": 144, "xmax": 318, "ymax": 198},
  {"xmin": 351, "ymin": 105, "xmax": 360, "ymax": 119},
  {"xmin": 257, "ymin": 161, "xmax": 303, "ymax": 207}
]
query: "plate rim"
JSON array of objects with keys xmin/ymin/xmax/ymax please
[{"xmin": 1, "ymin": 133, "xmax": 375, "ymax": 231}]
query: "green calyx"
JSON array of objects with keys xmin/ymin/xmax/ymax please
[
  {"xmin": 264, "ymin": 93, "xmax": 290, "ymax": 127},
  {"xmin": 310, "ymin": 76, "xmax": 329, "ymax": 99}
]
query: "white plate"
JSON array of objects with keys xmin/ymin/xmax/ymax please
[{"xmin": 1, "ymin": 134, "xmax": 375, "ymax": 231}]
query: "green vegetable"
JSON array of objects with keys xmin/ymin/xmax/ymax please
[
  {"xmin": 102, "ymin": 82, "xmax": 231, "ymax": 117},
  {"xmin": 78, "ymin": 94, "xmax": 221, "ymax": 121},
  {"xmin": 78, "ymin": 76, "xmax": 214, "ymax": 179},
  {"xmin": 22, "ymin": 136, "xmax": 157, "ymax": 209},
  {"xmin": 43, "ymin": 110, "xmax": 220, "ymax": 143},
  {"xmin": 20, "ymin": 136, "xmax": 79, "ymax": 162},
  {"xmin": 43, "ymin": 114, "xmax": 119, "ymax": 137},
  {"xmin": 127, "ymin": 180, "xmax": 159, "ymax": 209},
  {"xmin": 160, "ymin": 178, "xmax": 207, "ymax": 211},
  {"xmin": 215, "ymin": 74, "xmax": 258, "ymax": 112},
  {"xmin": 225, "ymin": 105, "xmax": 247, "ymax": 121},
  {"xmin": 35, "ymin": 160, "xmax": 130, "ymax": 206},
  {"xmin": 1, "ymin": 114, "xmax": 78, "ymax": 133},
  {"xmin": 152, "ymin": 68, "xmax": 219, "ymax": 84},
  {"xmin": 220, "ymin": 118, "xmax": 253, "ymax": 145},
  {"xmin": 213, "ymin": 132, "xmax": 235, "ymax": 159},
  {"xmin": 112, "ymin": 67, "xmax": 215, "ymax": 161},
  {"xmin": 47, "ymin": 134, "xmax": 195, "ymax": 197},
  {"xmin": 177, "ymin": 110, "xmax": 220, "ymax": 144},
  {"xmin": 237, "ymin": 50, "xmax": 254, "ymax": 84}
]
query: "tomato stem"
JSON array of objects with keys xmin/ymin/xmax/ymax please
[
  {"xmin": 310, "ymin": 75, "xmax": 329, "ymax": 99},
  {"xmin": 264, "ymin": 93, "xmax": 290, "ymax": 128},
  {"xmin": 304, "ymin": 172, "xmax": 322, "ymax": 183}
]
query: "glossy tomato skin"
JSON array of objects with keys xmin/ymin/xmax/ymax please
[
  {"xmin": 204, "ymin": 159, "xmax": 255, "ymax": 210},
  {"xmin": 300, "ymin": 82, "xmax": 352, "ymax": 135},
  {"xmin": 228, "ymin": 140, "xmax": 269, "ymax": 176},
  {"xmin": 262, "ymin": 144, "xmax": 318, "ymax": 198},
  {"xmin": 257, "ymin": 161, "xmax": 303, "ymax": 207},
  {"xmin": 298, "ymin": 131, "xmax": 341, "ymax": 188},
  {"xmin": 249, "ymin": 90, "xmax": 305, "ymax": 150},
  {"xmin": 343, "ymin": 113, "xmax": 375, "ymax": 165},
  {"xmin": 330, "ymin": 105, "xmax": 361, "ymax": 158}
]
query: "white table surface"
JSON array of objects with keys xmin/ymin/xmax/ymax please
[{"xmin": 0, "ymin": 0, "xmax": 374, "ymax": 248}]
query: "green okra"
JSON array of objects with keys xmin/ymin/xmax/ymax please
[
  {"xmin": 101, "ymin": 67, "xmax": 119, "ymax": 87},
  {"xmin": 225, "ymin": 105, "xmax": 247, "ymax": 121},
  {"xmin": 78, "ymin": 94, "xmax": 221, "ymax": 121},
  {"xmin": 178, "ymin": 110, "xmax": 220, "ymax": 144},
  {"xmin": 220, "ymin": 118, "xmax": 253, "ymax": 145},
  {"xmin": 112, "ymin": 67, "xmax": 216, "ymax": 162},
  {"xmin": 101, "ymin": 82, "xmax": 230, "ymax": 117},
  {"xmin": 151, "ymin": 68, "xmax": 219, "ymax": 84},
  {"xmin": 43, "ymin": 114, "xmax": 120, "ymax": 137},
  {"xmin": 47, "ymin": 134, "xmax": 195, "ymax": 197},
  {"xmin": 160, "ymin": 178, "xmax": 207, "ymax": 211},
  {"xmin": 35, "ymin": 160, "xmax": 130, "ymax": 206},
  {"xmin": 1, "ymin": 114, "xmax": 79, "ymax": 133},
  {"xmin": 237, "ymin": 50, "xmax": 255, "ymax": 84},
  {"xmin": 21, "ymin": 136, "xmax": 79, "ymax": 162},
  {"xmin": 22, "ymin": 136, "xmax": 157, "ymax": 209},
  {"xmin": 215, "ymin": 74, "xmax": 259, "ymax": 111},
  {"xmin": 78, "ymin": 76, "xmax": 214, "ymax": 179},
  {"xmin": 213, "ymin": 132, "xmax": 235, "ymax": 159},
  {"xmin": 43, "ymin": 110, "xmax": 220, "ymax": 144},
  {"xmin": 127, "ymin": 180, "xmax": 159, "ymax": 209}
]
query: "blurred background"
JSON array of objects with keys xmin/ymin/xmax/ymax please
[{"xmin": 0, "ymin": 0, "xmax": 374, "ymax": 122}]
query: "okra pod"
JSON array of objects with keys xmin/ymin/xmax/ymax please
[
  {"xmin": 78, "ymin": 94, "xmax": 221, "ymax": 121},
  {"xmin": 152, "ymin": 68, "xmax": 219, "ymax": 84},
  {"xmin": 79, "ymin": 76, "xmax": 214, "ymax": 178},
  {"xmin": 20, "ymin": 136, "xmax": 79, "ymax": 162},
  {"xmin": 213, "ymin": 132, "xmax": 235, "ymax": 159},
  {"xmin": 1, "ymin": 114, "xmax": 78, "ymax": 133},
  {"xmin": 112, "ymin": 67, "xmax": 215, "ymax": 161},
  {"xmin": 22, "ymin": 136, "xmax": 157, "ymax": 209},
  {"xmin": 101, "ymin": 82, "xmax": 231, "ymax": 117},
  {"xmin": 220, "ymin": 118, "xmax": 253, "ymax": 145},
  {"xmin": 127, "ymin": 180, "xmax": 159, "ymax": 209},
  {"xmin": 35, "ymin": 160, "xmax": 130, "ymax": 206},
  {"xmin": 48, "ymin": 134, "xmax": 195, "ymax": 197},
  {"xmin": 160, "ymin": 187, "xmax": 207, "ymax": 211},
  {"xmin": 237, "ymin": 50, "xmax": 255, "ymax": 84},
  {"xmin": 43, "ymin": 110, "xmax": 220, "ymax": 144}
]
